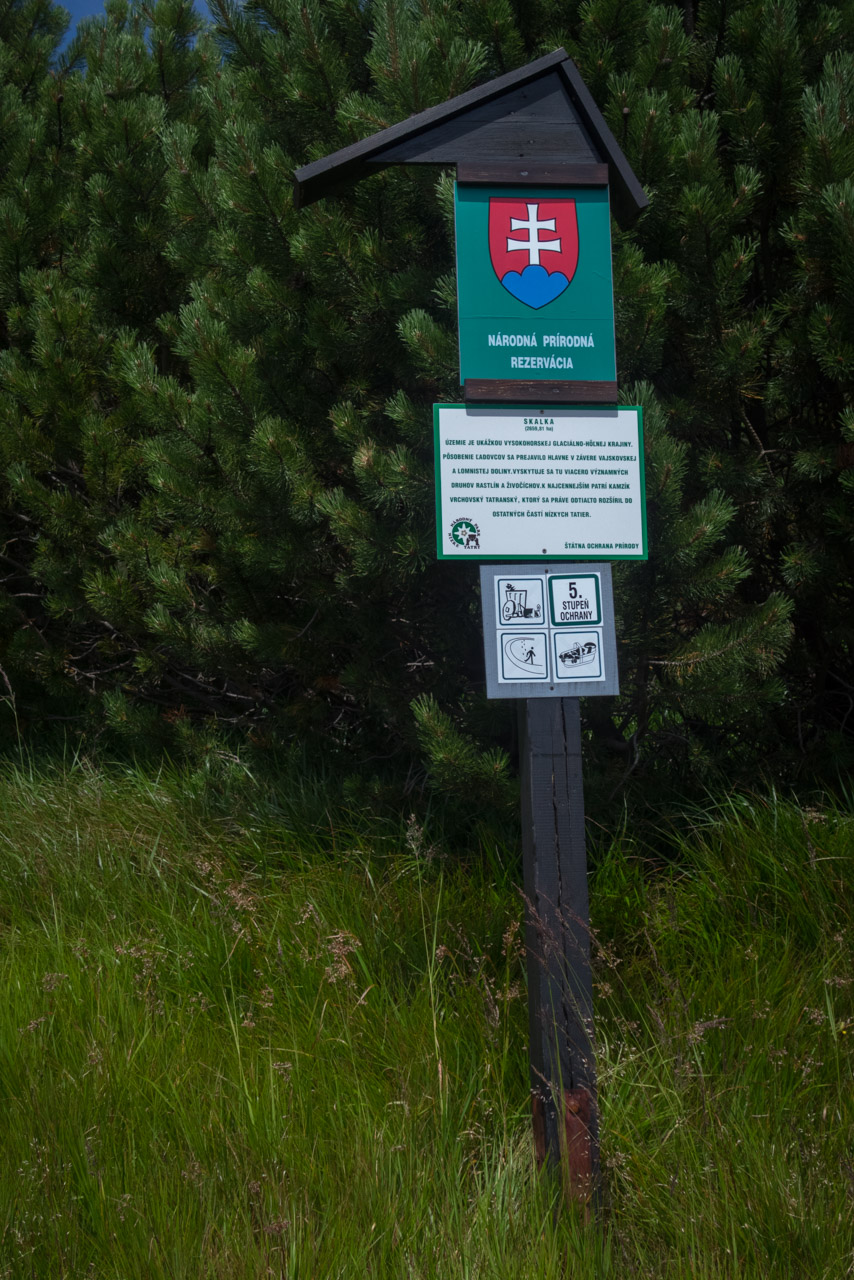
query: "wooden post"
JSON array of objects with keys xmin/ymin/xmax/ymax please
[
  {"xmin": 294, "ymin": 47, "xmax": 648, "ymax": 1220},
  {"xmin": 519, "ymin": 696, "xmax": 598, "ymax": 1206}
]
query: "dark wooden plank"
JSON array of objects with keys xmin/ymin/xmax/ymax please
[
  {"xmin": 519, "ymin": 698, "xmax": 561, "ymax": 1159},
  {"xmin": 372, "ymin": 119, "xmax": 598, "ymax": 166},
  {"xmin": 559, "ymin": 59, "xmax": 649, "ymax": 226},
  {"xmin": 457, "ymin": 162, "xmax": 608, "ymax": 185},
  {"xmin": 519, "ymin": 696, "xmax": 599, "ymax": 1200},
  {"xmin": 465, "ymin": 379, "xmax": 618, "ymax": 404},
  {"xmin": 554, "ymin": 699, "xmax": 595, "ymax": 1092},
  {"xmin": 564, "ymin": 1086, "xmax": 595, "ymax": 1209},
  {"xmin": 293, "ymin": 50, "xmax": 647, "ymax": 228},
  {"xmin": 292, "ymin": 48, "xmax": 570, "ymax": 208},
  {"xmin": 447, "ymin": 74, "xmax": 577, "ymax": 122}
]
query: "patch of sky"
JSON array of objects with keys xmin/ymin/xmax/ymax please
[{"xmin": 57, "ymin": 0, "xmax": 215, "ymax": 48}]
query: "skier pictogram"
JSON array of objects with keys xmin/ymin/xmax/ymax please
[{"xmin": 489, "ymin": 198, "xmax": 579, "ymax": 310}]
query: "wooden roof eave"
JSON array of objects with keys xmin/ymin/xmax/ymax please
[
  {"xmin": 292, "ymin": 49, "xmax": 648, "ymax": 227},
  {"xmin": 292, "ymin": 48, "xmax": 570, "ymax": 210},
  {"xmin": 556, "ymin": 59, "xmax": 648, "ymax": 226}
]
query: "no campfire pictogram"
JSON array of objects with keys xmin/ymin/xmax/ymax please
[{"xmin": 488, "ymin": 198, "xmax": 579, "ymax": 310}]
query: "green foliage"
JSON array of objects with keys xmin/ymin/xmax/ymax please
[
  {"xmin": 0, "ymin": 760, "xmax": 852, "ymax": 1275},
  {"xmin": 412, "ymin": 692, "xmax": 516, "ymax": 815},
  {"xmin": 0, "ymin": 0, "xmax": 853, "ymax": 793}
]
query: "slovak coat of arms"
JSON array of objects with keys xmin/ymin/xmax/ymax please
[{"xmin": 488, "ymin": 198, "xmax": 579, "ymax": 310}]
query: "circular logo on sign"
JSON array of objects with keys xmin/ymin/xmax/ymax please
[{"xmin": 449, "ymin": 518, "xmax": 480, "ymax": 550}]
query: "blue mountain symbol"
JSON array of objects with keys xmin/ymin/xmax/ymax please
[{"xmin": 501, "ymin": 264, "xmax": 570, "ymax": 310}]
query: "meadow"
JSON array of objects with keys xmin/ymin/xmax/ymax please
[{"xmin": 0, "ymin": 755, "xmax": 851, "ymax": 1277}]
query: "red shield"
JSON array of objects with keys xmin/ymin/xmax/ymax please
[{"xmin": 488, "ymin": 198, "xmax": 579, "ymax": 309}]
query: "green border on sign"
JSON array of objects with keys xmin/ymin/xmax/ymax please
[
  {"xmin": 499, "ymin": 632, "xmax": 550, "ymax": 682},
  {"xmin": 497, "ymin": 575, "xmax": 547, "ymax": 627},
  {"xmin": 552, "ymin": 630, "xmax": 604, "ymax": 680},
  {"xmin": 454, "ymin": 184, "xmax": 617, "ymax": 384},
  {"xmin": 548, "ymin": 574, "xmax": 602, "ymax": 627},
  {"xmin": 433, "ymin": 404, "xmax": 648, "ymax": 562}
]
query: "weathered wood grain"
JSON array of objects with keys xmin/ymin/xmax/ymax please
[
  {"xmin": 464, "ymin": 379, "xmax": 619, "ymax": 404},
  {"xmin": 292, "ymin": 51, "xmax": 647, "ymax": 226},
  {"xmin": 292, "ymin": 49, "xmax": 570, "ymax": 208},
  {"xmin": 456, "ymin": 162, "xmax": 608, "ymax": 185},
  {"xmin": 370, "ymin": 119, "xmax": 598, "ymax": 167},
  {"xmin": 519, "ymin": 697, "xmax": 599, "ymax": 1202}
]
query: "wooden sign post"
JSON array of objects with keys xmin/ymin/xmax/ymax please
[
  {"xmin": 293, "ymin": 48, "xmax": 648, "ymax": 1207},
  {"xmin": 478, "ymin": 560, "xmax": 620, "ymax": 1201},
  {"xmin": 520, "ymin": 696, "xmax": 597, "ymax": 1196}
]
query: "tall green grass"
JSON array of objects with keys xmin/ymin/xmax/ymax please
[{"xmin": 0, "ymin": 760, "xmax": 851, "ymax": 1277}]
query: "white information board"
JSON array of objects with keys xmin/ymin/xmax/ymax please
[
  {"xmin": 480, "ymin": 563, "xmax": 619, "ymax": 699},
  {"xmin": 434, "ymin": 404, "xmax": 646, "ymax": 561}
]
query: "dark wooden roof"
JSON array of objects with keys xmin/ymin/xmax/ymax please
[{"xmin": 293, "ymin": 49, "xmax": 647, "ymax": 226}]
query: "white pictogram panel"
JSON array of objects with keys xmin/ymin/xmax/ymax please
[
  {"xmin": 481, "ymin": 563, "xmax": 618, "ymax": 699},
  {"xmin": 553, "ymin": 630, "xmax": 604, "ymax": 681},
  {"xmin": 498, "ymin": 633, "xmax": 549, "ymax": 682},
  {"xmin": 496, "ymin": 577, "xmax": 546, "ymax": 626}
]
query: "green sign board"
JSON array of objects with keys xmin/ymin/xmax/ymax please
[
  {"xmin": 454, "ymin": 183, "xmax": 617, "ymax": 385},
  {"xmin": 434, "ymin": 404, "xmax": 647, "ymax": 561}
]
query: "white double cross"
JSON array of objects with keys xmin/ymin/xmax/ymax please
[{"xmin": 506, "ymin": 203, "xmax": 561, "ymax": 266}]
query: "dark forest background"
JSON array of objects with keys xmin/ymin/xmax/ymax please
[{"xmin": 1, "ymin": 0, "xmax": 853, "ymax": 811}]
